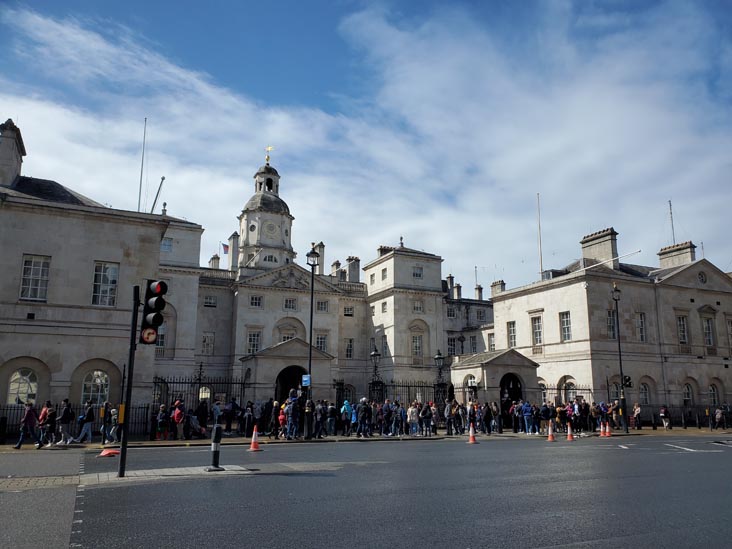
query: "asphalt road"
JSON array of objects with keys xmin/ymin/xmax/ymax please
[{"xmin": 61, "ymin": 435, "xmax": 732, "ymax": 549}]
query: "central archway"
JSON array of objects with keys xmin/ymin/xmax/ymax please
[
  {"xmin": 275, "ymin": 365, "xmax": 307, "ymax": 403},
  {"xmin": 500, "ymin": 373, "xmax": 523, "ymax": 409}
]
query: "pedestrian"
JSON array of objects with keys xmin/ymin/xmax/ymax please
[
  {"xmin": 633, "ymin": 403, "xmax": 642, "ymax": 430},
  {"xmin": 56, "ymin": 399, "xmax": 74, "ymax": 445},
  {"xmin": 419, "ymin": 401, "xmax": 433, "ymax": 437},
  {"xmin": 660, "ymin": 405, "xmax": 671, "ymax": 430},
  {"xmin": 109, "ymin": 408, "xmax": 119, "ymax": 442},
  {"xmin": 268, "ymin": 400, "xmax": 280, "ymax": 439},
  {"xmin": 172, "ymin": 400, "xmax": 185, "ymax": 440},
  {"xmin": 356, "ymin": 397, "xmax": 371, "ymax": 438},
  {"xmin": 340, "ymin": 400, "xmax": 353, "ymax": 437},
  {"xmin": 73, "ymin": 401, "xmax": 95, "ymax": 444},
  {"xmin": 212, "ymin": 400, "xmax": 222, "ymax": 426},
  {"xmin": 14, "ymin": 401, "xmax": 43, "ymax": 449},
  {"xmin": 156, "ymin": 404, "xmax": 170, "ymax": 440},
  {"xmin": 102, "ymin": 401, "xmax": 114, "ymax": 444},
  {"xmin": 326, "ymin": 400, "xmax": 337, "ymax": 436},
  {"xmin": 196, "ymin": 399, "xmax": 209, "ymax": 433},
  {"xmin": 43, "ymin": 401, "xmax": 57, "ymax": 447}
]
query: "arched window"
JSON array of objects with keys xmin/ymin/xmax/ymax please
[
  {"xmin": 7, "ymin": 368, "xmax": 38, "ymax": 404},
  {"xmin": 81, "ymin": 370, "xmax": 110, "ymax": 404},
  {"xmin": 539, "ymin": 383, "xmax": 547, "ymax": 403},
  {"xmin": 610, "ymin": 383, "xmax": 620, "ymax": 401},
  {"xmin": 199, "ymin": 386, "xmax": 212, "ymax": 402},
  {"xmin": 682, "ymin": 383, "xmax": 694, "ymax": 406},
  {"xmin": 564, "ymin": 382, "xmax": 576, "ymax": 403},
  {"xmin": 639, "ymin": 383, "xmax": 650, "ymax": 406},
  {"xmin": 708, "ymin": 384, "xmax": 719, "ymax": 406}
]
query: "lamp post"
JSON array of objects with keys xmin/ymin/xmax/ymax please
[
  {"xmin": 433, "ymin": 350, "xmax": 447, "ymax": 422},
  {"xmin": 611, "ymin": 282, "xmax": 629, "ymax": 433},
  {"xmin": 457, "ymin": 334, "xmax": 466, "ymax": 355},
  {"xmin": 306, "ymin": 244, "xmax": 320, "ymax": 401},
  {"xmin": 370, "ymin": 347, "xmax": 383, "ymax": 402}
]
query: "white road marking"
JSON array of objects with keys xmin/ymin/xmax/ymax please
[
  {"xmin": 664, "ymin": 443, "xmax": 722, "ymax": 453},
  {"xmin": 618, "ymin": 445, "xmax": 629, "ymax": 449}
]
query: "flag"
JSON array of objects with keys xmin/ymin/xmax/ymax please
[{"xmin": 221, "ymin": 243, "xmax": 229, "ymax": 255}]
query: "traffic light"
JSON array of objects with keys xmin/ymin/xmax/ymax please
[
  {"xmin": 139, "ymin": 280, "xmax": 168, "ymax": 344},
  {"xmin": 623, "ymin": 375, "xmax": 633, "ymax": 388}
]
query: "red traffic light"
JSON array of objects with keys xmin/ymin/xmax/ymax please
[{"xmin": 148, "ymin": 280, "xmax": 168, "ymax": 295}]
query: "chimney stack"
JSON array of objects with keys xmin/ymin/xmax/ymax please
[
  {"xmin": 475, "ymin": 285, "xmax": 483, "ymax": 300},
  {"xmin": 346, "ymin": 256, "xmax": 360, "ymax": 283},
  {"xmin": 580, "ymin": 228, "xmax": 619, "ymax": 270},
  {"xmin": 491, "ymin": 280, "xmax": 506, "ymax": 297},
  {"xmin": 658, "ymin": 241, "xmax": 696, "ymax": 269},
  {"xmin": 228, "ymin": 232, "xmax": 239, "ymax": 272},
  {"xmin": 315, "ymin": 242, "xmax": 325, "ymax": 275},
  {"xmin": 455, "ymin": 284, "xmax": 462, "ymax": 299},
  {"xmin": 208, "ymin": 254, "xmax": 220, "ymax": 270},
  {"xmin": 0, "ymin": 119, "xmax": 26, "ymax": 186}
]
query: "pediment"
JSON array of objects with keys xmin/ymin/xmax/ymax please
[
  {"xmin": 240, "ymin": 264, "xmax": 342, "ymax": 292},
  {"xmin": 453, "ymin": 349, "xmax": 540, "ymax": 369},
  {"xmin": 655, "ymin": 259, "xmax": 732, "ymax": 292},
  {"xmin": 248, "ymin": 337, "xmax": 334, "ymax": 360}
]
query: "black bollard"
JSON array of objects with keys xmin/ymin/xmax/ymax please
[
  {"xmin": 205, "ymin": 424, "xmax": 224, "ymax": 472},
  {"xmin": 652, "ymin": 412, "xmax": 657, "ymax": 430}
]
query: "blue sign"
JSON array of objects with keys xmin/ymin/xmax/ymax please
[{"xmin": 302, "ymin": 374, "xmax": 311, "ymax": 387}]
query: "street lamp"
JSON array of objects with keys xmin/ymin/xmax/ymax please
[
  {"xmin": 370, "ymin": 347, "xmax": 383, "ymax": 402},
  {"xmin": 611, "ymin": 282, "xmax": 629, "ymax": 433},
  {"xmin": 457, "ymin": 334, "xmax": 466, "ymax": 355},
  {"xmin": 306, "ymin": 244, "xmax": 320, "ymax": 401},
  {"xmin": 433, "ymin": 350, "xmax": 445, "ymax": 383}
]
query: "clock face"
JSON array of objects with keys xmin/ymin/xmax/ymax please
[
  {"xmin": 264, "ymin": 222, "xmax": 278, "ymax": 236},
  {"xmin": 140, "ymin": 327, "xmax": 157, "ymax": 344}
]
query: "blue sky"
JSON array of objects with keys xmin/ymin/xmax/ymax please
[{"xmin": 2, "ymin": 1, "xmax": 731, "ymax": 289}]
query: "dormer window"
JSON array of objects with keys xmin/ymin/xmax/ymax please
[{"xmin": 263, "ymin": 255, "xmax": 277, "ymax": 263}]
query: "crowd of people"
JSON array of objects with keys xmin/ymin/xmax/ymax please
[{"xmin": 10, "ymin": 392, "xmax": 730, "ymax": 449}]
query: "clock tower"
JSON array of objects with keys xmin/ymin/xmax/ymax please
[{"xmin": 237, "ymin": 158, "xmax": 296, "ymax": 276}]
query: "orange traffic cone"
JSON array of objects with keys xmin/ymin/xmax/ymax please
[
  {"xmin": 467, "ymin": 423, "xmax": 478, "ymax": 444},
  {"xmin": 247, "ymin": 425, "xmax": 262, "ymax": 452},
  {"xmin": 97, "ymin": 448, "xmax": 120, "ymax": 458},
  {"xmin": 547, "ymin": 421, "xmax": 555, "ymax": 442},
  {"xmin": 566, "ymin": 422, "xmax": 575, "ymax": 441},
  {"xmin": 599, "ymin": 422, "xmax": 606, "ymax": 437},
  {"xmin": 605, "ymin": 422, "xmax": 612, "ymax": 437}
]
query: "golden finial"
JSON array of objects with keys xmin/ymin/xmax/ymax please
[{"xmin": 265, "ymin": 145, "xmax": 274, "ymax": 164}]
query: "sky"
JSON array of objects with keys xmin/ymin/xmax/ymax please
[{"xmin": 2, "ymin": 0, "xmax": 731, "ymax": 291}]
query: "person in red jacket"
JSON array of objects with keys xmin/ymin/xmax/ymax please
[
  {"xmin": 172, "ymin": 400, "xmax": 185, "ymax": 441},
  {"xmin": 14, "ymin": 402, "xmax": 43, "ymax": 449}
]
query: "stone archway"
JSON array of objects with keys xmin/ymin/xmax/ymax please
[
  {"xmin": 275, "ymin": 365, "xmax": 306, "ymax": 403},
  {"xmin": 500, "ymin": 373, "xmax": 523, "ymax": 413}
]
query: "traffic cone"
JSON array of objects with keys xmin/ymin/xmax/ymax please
[
  {"xmin": 97, "ymin": 448, "xmax": 120, "ymax": 458},
  {"xmin": 247, "ymin": 425, "xmax": 262, "ymax": 452},
  {"xmin": 566, "ymin": 422, "xmax": 574, "ymax": 441},
  {"xmin": 547, "ymin": 421, "xmax": 555, "ymax": 442},
  {"xmin": 605, "ymin": 422, "xmax": 612, "ymax": 437},
  {"xmin": 467, "ymin": 423, "xmax": 478, "ymax": 444},
  {"xmin": 599, "ymin": 422, "xmax": 606, "ymax": 437}
]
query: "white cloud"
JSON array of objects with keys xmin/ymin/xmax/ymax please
[{"xmin": 2, "ymin": 2, "xmax": 731, "ymax": 291}]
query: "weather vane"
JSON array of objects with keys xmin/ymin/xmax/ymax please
[{"xmin": 265, "ymin": 145, "xmax": 274, "ymax": 164}]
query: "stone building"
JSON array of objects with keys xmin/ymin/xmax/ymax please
[{"xmin": 2, "ymin": 118, "xmax": 729, "ymax": 418}]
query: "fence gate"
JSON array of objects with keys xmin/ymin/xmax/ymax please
[{"xmin": 153, "ymin": 376, "xmax": 248, "ymax": 408}]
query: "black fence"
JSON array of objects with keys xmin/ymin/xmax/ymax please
[
  {"xmin": 368, "ymin": 380, "xmax": 447, "ymax": 426},
  {"xmin": 0, "ymin": 403, "xmax": 151, "ymax": 443},
  {"xmin": 153, "ymin": 376, "xmax": 248, "ymax": 408}
]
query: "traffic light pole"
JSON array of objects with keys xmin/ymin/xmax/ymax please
[{"xmin": 118, "ymin": 285, "xmax": 140, "ymax": 478}]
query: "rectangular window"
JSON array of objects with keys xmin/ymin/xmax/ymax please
[
  {"xmin": 316, "ymin": 300, "xmax": 329, "ymax": 312},
  {"xmin": 469, "ymin": 335, "xmax": 477, "ymax": 354},
  {"xmin": 284, "ymin": 297, "xmax": 297, "ymax": 311},
  {"xmin": 636, "ymin": 312, "xmax": 647, "ymax": 342},
  {"xmin": 160, "ymin": 238, "xmax": 173, "ymax": 252},
  {"xmin": 155, "ymin": 323, "xmax": 166, "ymax": 358},
  {"xmin": 247, "ymin": 331, "xmax": 261, "ymax": 354},
  {"xmin": 381, "ymin": 334, "xmax": 389, "ymax": 357},
  {"xmin": 488, "ymin": 333, "xmax": 496, "ymax": 352},
  {"xmin": 447, "ymin": 337, "xmax": 456, "ymax": 355},
  {"xmin": 412, "ymin": 335, "xmax": 422, "ymax": 357},
  {"xmin": 370, "ymin": 273, "xmax": 375, "ymax": 285},
  {"xmin": 413, "ymin": 300, "xmax": 423, "ymax": 313},
  {"xmin": 250, "ymin": 295, "xmax": 263, "ymax": 308},
  {"xmin": 381, "ymin": 302, "xmax": 387, "ymax": 313},
  {"xmin": 703, "ymin": 318, "xmax": 715, "ymax": 347},
  {"xmin": 381, "ymin": 268, "xmax": 387, "ymax": 280},
  {"xmin": 677, "ymin": 315, "xmax": 689, "ymax": 344},
  {"xmin": 412, "ymin": 266, "xmax": 423, "ymax": 279},
  {"xmin": 202, "ymin": 332, "xmax": 215, "ymax": 355},
  {"xmin": 559, "ymin": 311, "xmax": 572, "ymax": 342},
  {"xmin": 507, "ymin": 321, "xmax": 516, "ymax": 348},
  {"xmin": 607, "ymin": 310, "xmax": 617, "ymax": 340},
  {"xmin": 477, "ymin": 309, "xmax": 486, "ymax": 322},
  {"xmin": 204, "ymin": 295, "xmax": 217, "ymax": 308},
  {"xmin": 447, "ymin": 307, "xmax": 456, "ymax": 319},
  {"xmin": 344, "ymin": 306, "xmax": 354, "ymax": 317},
  {"xmin": 92, "ymin": 261, "xmax": 119, "ymax": 307},
  {"xmin": 281, "ymin": 334, "xmax": 294, "ymax": 342},
  {"xmin": 20, "ymin": 254, "xmax": 51, "ymax": 301},
  {"xmin": 531, "ymin": 316, "xmax": 543, "ymax": 346},
  {"xmin": 345, "ymin": 338, "xmax": 354, "ymax": 359},
  {"xmin": 316, "ymin": 334, "xmax": 328, "ymax": 353}
]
